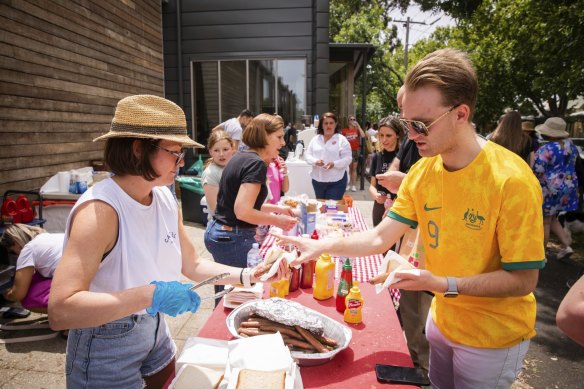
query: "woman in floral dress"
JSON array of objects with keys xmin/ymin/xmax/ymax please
[{"xmin": 533, "ymin": 117, "xmax": 579, "ymax": 260}]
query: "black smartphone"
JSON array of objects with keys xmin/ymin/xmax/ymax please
[{"xmin": 375, "ymin": 364, "xmax": 430, "ymax": 386}]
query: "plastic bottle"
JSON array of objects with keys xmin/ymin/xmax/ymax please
[
  {"xmin": 336, "ymin": 258, "xmax": 353, "ymax": 312},
  {"xmin": 313, "ymin": 114, "xmax": 319, "ymax": 129},
  {"xmin": 194, "ymin": 154, "xmax": 204, "ymax": 176},
  {"xmin": 269, "ymin": 279, "xmax": 288, "ymax": 298},
  {"xmin": 313, "ymin": 253, "xmax": 335, "ymax": 300},
  {"xmin": 246, "ymin": 243, "xmax": 261, "ymax": 268},
  {"xmin": 299, "ymin": 234, "xmax": 314, "ymax": 289},
  {"xmin": 289, "ymin": 265, "xmax": 301, "ymax": 292},
  {"xmin": 344, "ymin": 280, "xmax": 364, "ymax": 324},
  {"xmin": 69, "ymin": 170, "xmax": 78, "ymax": 194}
]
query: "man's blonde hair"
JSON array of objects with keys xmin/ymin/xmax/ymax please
[{"xmin": 405, "ymin": 48, "xmax": 478, "ymax": 120}]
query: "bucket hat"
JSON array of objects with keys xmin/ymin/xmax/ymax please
[
  {"xmin": 94, "ymin": 95, "xmax": 203, "ymax": 148},
  {"xmin": 535, "ymin": 117, "xmax": 569, "ymax": 138}
]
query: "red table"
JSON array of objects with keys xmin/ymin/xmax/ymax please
[{"xmin": 197, "ymin": 284, "xmax": 414, "ymax": 388}]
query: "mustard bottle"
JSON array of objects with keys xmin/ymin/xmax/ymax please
[
  {"xmin": 344, "ymin": 281, "xmax": 364, "ymax": 324},
  {"xmin": 313, "ymin": 253, "xmax": 335, "ymax": 300},
  {"xmin": 269, "ymin": 279, "xmax": 288, "ymax": 298}
]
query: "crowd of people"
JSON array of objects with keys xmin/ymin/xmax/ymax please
[{"xmin": 1, "ymin": 47, "xmax": 583, "ymax": 388}]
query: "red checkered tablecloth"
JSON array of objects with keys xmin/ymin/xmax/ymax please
[
  {"xmin": 260, "ymin": 207, "xmax": 381, "ymax": 281},
  {"xmin": 259, "ymin": 207, "xmax": 401, "ymax": 303}
]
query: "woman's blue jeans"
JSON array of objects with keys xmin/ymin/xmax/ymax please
[
  {"xmin": 312, "ymin": 172, "xmax": 348, "ymax": 200},
  {"xmin": 204, "ymin": 219, "xmax": 257, "ymax": 295}
]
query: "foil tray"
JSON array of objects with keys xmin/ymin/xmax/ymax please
[{"xmin": 226, "ymin": 298, "xmax": 352, "ymax": 366}]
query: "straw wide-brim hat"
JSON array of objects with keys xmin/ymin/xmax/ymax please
[
  {"xmin": 94, "ymin": 95, "xmax": 203, "ymax": 148},
  {"xmin": 521, "ymin": 121, "xmax": 535, "ymax": 132},
  {"xmin": 535, "ymin": 117, "xmax": 569, "ymax": 139}
]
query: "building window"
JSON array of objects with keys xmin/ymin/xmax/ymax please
[{"xmin": 192, "ymin": 58, "xmax": 306, "ymax": 146}]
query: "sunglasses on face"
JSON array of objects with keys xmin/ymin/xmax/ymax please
[
  {"xmin": 153, "ymin": 144, "xmax": 186, "ymax": 165},
  {"xmin": 400, "ymin": 105, "xmax": 458, "ymax": 136}
]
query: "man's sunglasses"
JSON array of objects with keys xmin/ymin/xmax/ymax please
[
  {"xmin": 400, "ymin": 105, "xmax": 458, "ymax": 136},
  {"xmin": 152, "ymin": 144, "xmax": 186, "ymax": 165}
]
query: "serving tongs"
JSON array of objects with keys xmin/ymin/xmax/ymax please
[{"xmin": 190, "ymin": 272, "xmax": 234, "ymax": 300}]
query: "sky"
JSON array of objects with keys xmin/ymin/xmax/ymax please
[{"xmin": 387, "ymin": 4, "xmax": 455, "ymax": 46}]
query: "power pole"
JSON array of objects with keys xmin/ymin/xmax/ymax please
[{"xmin": 393, "ymin": 16, "xmax": 436, "ymax": 72}]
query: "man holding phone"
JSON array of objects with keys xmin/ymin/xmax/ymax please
[
  {"xmin": 341, "ymin": 116, "xmax": 365, "ymax": 192},
  {"xmin": 277, "ymin": 48, "xmax": 545, "ymax": 388}
]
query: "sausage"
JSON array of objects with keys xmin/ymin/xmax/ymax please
[
  {"xmin": 281, "ymin": 335, "xmax": 316, "ymax": 351},
  {"xmin": 316, "ymin": 334, "xmax": 338, "ymax": 348},
  {"xmin": 294, "ymin": 325, "xmax": 328, "ymax": 353},
  {"xmin": 259, "ymin": 324, "xmax": 304, "ymax": 341},
  {"xmin": 240, "ymin": 320, "xmax": 261, "ymax": 328}
]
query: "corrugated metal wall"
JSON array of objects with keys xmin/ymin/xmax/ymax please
[{"xmin": 162, "ymin": 0, "xmax": 329, "ymax": 143}]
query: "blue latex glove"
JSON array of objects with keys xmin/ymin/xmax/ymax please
[{"xmin": 146, "ymin": 281, "xmax": 201, "ymax": 317}]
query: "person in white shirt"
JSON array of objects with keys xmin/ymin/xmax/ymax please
[
  {"xmin": 215, "ymin": 109, "xmax": 254, "ymax": 151},
  {"xmin": 1, "ymin": 224, "xmax": 63, "ymax": 313},
  {"xmin": 304, "ymin": 112, "xmax": 352, "ymax": 200}
]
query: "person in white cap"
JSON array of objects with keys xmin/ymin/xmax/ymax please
[
  {"xmin": 48, "ymin": 95, "xmax": 285, "ymax": 388},
  {"xmin": 533, "ymin": 117, "xmax": 580, "ymax": 260}
]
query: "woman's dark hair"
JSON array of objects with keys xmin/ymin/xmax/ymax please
[
  {"xmin": 376, "ymin": 116, "xmax": 405, "ymax": 152},
  {"xmin": 490, "ymin": 111, "xmax": 529, "ymax": 156},
  {"xmin": 316, "ymin": 112, "xmax": 340, "ymax": 135},
  {"xmin": 242, "ymin": 113, "xmax": 284, "ymax": 149},
  {"xmin": 104, "ymin": 138, "xmax": 160, "ymax": 181}
]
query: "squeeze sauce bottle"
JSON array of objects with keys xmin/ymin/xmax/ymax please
[
  {"xmin": 313, "ymin": 253, "xmax": 335, "ymax": 300},
  {"xmin": 300, "ymin": 234, "xmax": 314, "ymax": 289},
  {"xmin": 336, "ymin": 258, "xmax": 353, "ymax": 312},
  {"xmin": 344, "ymin": 281, "xmax": 364, "ymax": 324}
]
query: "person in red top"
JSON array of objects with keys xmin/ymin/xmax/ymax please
[{"xmin": 341, "ymin": 116, "xmax": 365, "ymax": 192}]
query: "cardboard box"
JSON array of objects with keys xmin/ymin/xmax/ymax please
[{"xmin": 317, "ymin": 199, "xmax": 349, "ymax": 213}]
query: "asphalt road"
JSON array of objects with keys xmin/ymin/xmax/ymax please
[{"xmin": 515, "ymin": 246, "xmax": 584, "ymax": 388}]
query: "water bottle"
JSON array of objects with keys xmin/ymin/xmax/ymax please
[
  {"xmin": 246, "ymin": 243, "xmax": 262, "ymax": 268},
  {"xmin": 313, "ymin": 114, "xmax": 319, "ymax": 129}
]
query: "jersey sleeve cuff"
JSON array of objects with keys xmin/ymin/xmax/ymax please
[
  {"xmin": 386, "ymin": 210, "xmax": 418, "ymax": 228},
  {"xmin": 502, "ymin": 260, "xmax": 546, "ymax": 270}
]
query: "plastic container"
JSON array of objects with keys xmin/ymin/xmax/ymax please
[
  {"xmin": 313, "ymin": 253, "xmax": 335, "ymax": 300},
  {"xmin": 289, "ymin": 265, "xmax": 301, "ymax": 292},
  {"xmin": 176, "ymin": 176, "xmax": 205, "ymax": 224},
  {"xmin": 246, "ymin": 243, "xmax": 261, "ymax": 268},
  {"xmin": 336, "ymin": 258, "xmax": 353, "ymax": 313},
  {"xmin": 344, "ymin": 281, "xmax": 364, "ymax": 324}
]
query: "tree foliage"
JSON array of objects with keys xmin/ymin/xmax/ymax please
[{"xmin": 329, "ymin": 0, "xmax": 584, "ymax": 128}]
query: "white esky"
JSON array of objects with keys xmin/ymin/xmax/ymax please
[{"xmin": 388, "ymin": 4, "xmax": 455, "ymax": 46}]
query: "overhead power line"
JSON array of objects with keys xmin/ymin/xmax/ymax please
[{"xmin": 393, "ymin": 16, "xmax": 441, "ymax": 72}]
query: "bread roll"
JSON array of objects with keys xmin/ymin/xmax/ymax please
[
  {"xmin": 172, "ymin": 365, "xmax": 223, "ymax": 389},
  {"xmin": 236, "ymin": 369, "xmax": 286, "ymax": 389}
]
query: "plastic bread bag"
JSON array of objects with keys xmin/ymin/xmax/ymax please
[
  {"xmin": 259, "ymin": 245, "xmax": 297, "ymax": 282},
  {"xmin": 374, "ymin": 250, "xmax": 418, "ymax": 294}
]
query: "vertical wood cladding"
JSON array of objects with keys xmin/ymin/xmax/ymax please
[{"xmin": 0, "ymin": 0, "xmax": 165, "ymax": 194}]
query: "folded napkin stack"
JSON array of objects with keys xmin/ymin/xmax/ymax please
[{"xmin": 223, "ymin": 283, "xmax": 264, "ymax": 308}]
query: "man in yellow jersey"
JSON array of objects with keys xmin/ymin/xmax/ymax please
[{"xmin": 277, "ymin": 48, "xmax": 545, "ymax": 388}]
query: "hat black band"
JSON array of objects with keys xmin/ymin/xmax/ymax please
[{"xmin": 111, "ymin": 122, "xmax": 188, "ymax": 136}]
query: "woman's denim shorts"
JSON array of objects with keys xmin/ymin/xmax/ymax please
[{"xmin": 65, "ymin": 313, "xmax": 176, "ymax": 388}]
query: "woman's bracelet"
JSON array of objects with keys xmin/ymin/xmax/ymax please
[
  {"xmin": 239, "ymin": 268, "xmax": 244, "ymax": 285},
  {"xmin": 242, "ymin": 268, "xmax": 253, "ymax": 288}
]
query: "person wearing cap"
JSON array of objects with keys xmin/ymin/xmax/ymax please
[
  {"xmin": 277, "ymin": 49, "xmax": 545, "ymax": 388},
  {"xmin": 533, "ymin": 117, "xmax": 580, "ymax": 260},
  {"xmin": 47, "ymin": 95, "xmax": 286, "ymax": 388}
]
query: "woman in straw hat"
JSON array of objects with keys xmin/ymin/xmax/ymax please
[
  {"xmin": 533, "ymin": 117, "xmax": 579, "ymax": 261},
  {"xmin": 48, "ymin": 95, "xmax": 286, "ymax": 388}
]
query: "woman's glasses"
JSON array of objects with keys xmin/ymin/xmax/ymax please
[
  {"xmin": 153, "ymin": 144, "xmax": 186, "ymax": 165},
  {"xmin": 400, "ymin": 105, "xmax": 458, "ymax": 136}
]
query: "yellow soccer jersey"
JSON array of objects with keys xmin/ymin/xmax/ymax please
[{"xmin": 388, "ymin": 141, "xmax": 545, "ymax": 348}]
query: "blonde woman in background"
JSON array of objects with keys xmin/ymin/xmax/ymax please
[{"xmin": 201, "ymin": 130, "xmax": 236, "ymax": 220}]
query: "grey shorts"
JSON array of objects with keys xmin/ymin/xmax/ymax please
[{"xmin": 65, "ymin": 313, "xmax": 176, "ymax": 388}]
